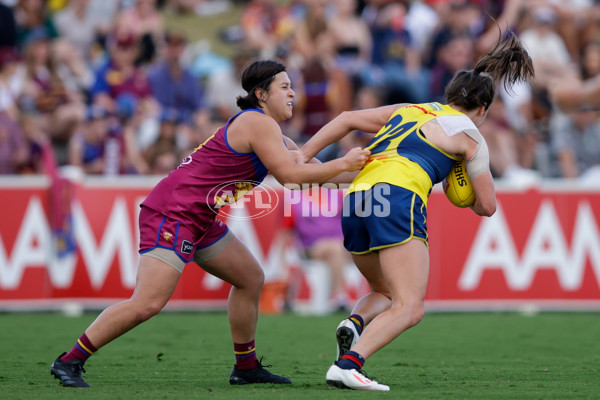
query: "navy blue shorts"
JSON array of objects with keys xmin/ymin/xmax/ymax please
[{"xmin": 342, "ymin": 183, "xmax": 428, "ymax": 254}]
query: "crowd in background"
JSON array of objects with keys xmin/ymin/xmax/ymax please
[{"xmin": 2, "ymin": 0, "xmax": 600, "ymax": 181}]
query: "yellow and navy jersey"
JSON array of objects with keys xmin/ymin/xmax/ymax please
[{"xmin": 349, "ymin": 102, "xmax": 464, "ymax": 205}]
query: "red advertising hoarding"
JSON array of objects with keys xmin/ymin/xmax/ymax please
[{"xmin": 0, "ymin": 176, "xmax": 599, "ymax": 311}]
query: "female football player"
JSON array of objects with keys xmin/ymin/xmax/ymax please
[
  {"xmin": 300, "ymin": 32, "xmax": 534, "ymax": 391},
  {"xmin": 50, "ymin": 59, "xmax": 370, "ymax": 388}
]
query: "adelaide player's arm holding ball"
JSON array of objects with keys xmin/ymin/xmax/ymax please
[
  {"xmin": 462, "ymin": 130, "xmax": 496, "ymax": 217},
  {"xmin": 424, "ymin": 116, "xmax": 496, "ymax": 217}
]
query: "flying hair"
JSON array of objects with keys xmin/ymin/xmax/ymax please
[
  {"xmin": 444, "ymin": 29, "xmax": 534, "ymax": 111},
  {"xmin": 473, "ymin": 32, "xmax": 535, "ymax": 95}
]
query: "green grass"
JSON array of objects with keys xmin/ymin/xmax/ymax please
[{"xmin": 1, "ymin": 311, "xmax": 598, "ymax": 399}]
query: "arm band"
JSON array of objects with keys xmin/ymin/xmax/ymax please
[{"xmin": 463, "ymin": 128, "xmax": 490, "ymax": 179}]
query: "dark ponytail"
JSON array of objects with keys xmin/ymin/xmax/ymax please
[
  {"xmin": 445, "ymin": 32, "xmax": 534, "ymax": 111},
  {"xmin": 236, "ymin": 59, "xmax": 287, "ymax": 110}
]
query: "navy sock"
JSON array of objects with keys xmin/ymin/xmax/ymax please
[
  {"xmin": 348, "ymin": 314, "xmax": 364, "ymax": 335},
  {"xmin": 337, "ymin": 351, "xmax": 365, "ymax": 370}
]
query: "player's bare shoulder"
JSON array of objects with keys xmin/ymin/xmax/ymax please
[
  {"xmin": 233, "ymin": 109, "xmax": 279, "ymax": 133},
  {"xmin": 227, "ymin": 111, "xmax": 266, "ymax": 153}
]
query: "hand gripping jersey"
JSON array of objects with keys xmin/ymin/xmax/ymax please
[
  {"xmin": 141, "ymin": 108, "xmax": 269, "ymax": 234},
  {"xmin": 350, "ymin": 102, "xmax": 478, "ymax": 205}
]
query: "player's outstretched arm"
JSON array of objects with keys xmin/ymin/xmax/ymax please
[
  {"xmin": 251, "ymin": 118, "xmax": 370, "ymax": 185},
  {"xmin": 301, "ymin": 104, "xmax": 405, "ymax": 161}
]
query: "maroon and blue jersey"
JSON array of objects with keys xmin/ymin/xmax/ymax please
[{"xmin": 141, "ymin": 108, "xmax": 269, "ymax": 234}]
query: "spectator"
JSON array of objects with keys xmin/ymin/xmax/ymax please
[
  {"xmin": 68, "ymin": 104, "xmax": 118, "ymax": 175},
  {"xmin": 83, "ymin": 0, "xmax": 120, "ymax": 65},
  {"xmin": 520, "ymin": 5, "xmax": 575, "ymax": 88},
  {"xmin": 53, "ymin": 0, "xmax": 103, "ymax": 61},
  {"xmin": 17, "ymin": 109, "xmax": 46, "ymax": 174},
  {"xmin": 293, "ymin": 57, "xmax": 353, "ymax": 148},
  {"xmin": 426, "ymin": 0, "xmax": 480, "ymax": 68},
  {"xmin": 68, "ymin": 102, "xmax": 149, "ymax": 175},
  {"xmin": 87, "ymin": 0, "xmax": 120, "ymax": 28},
  {"xmin": 362, "ymin": 0, "xmax": 429, "ymax": 104},
  {"xmin": 549, "ymin": 72, "xmax": 600, "ymax": 112},
  {"xmin": 478, "ymin": 95, "xmax": 522, "ymax": 178},
  {"xmin": 549, "ymin": 107, "xmax": 600, "ymax": 179},
  {"xmin": 579, "ymin": 39, "xmax": 600, "ymax": 80},
  {"xmin": 14, "ymin": 0, "xmax": 59, "ymax": 49},
  {"xmin": 551, "ymin": 39, "xmax": 600, "ymax": 111},
  {"xmin": 289, "ymin": 0, "xmax": 334, "ymax": 66},
  {"xmin": 327, "ymin": 0, "xmax": 372, "ymax": 84},
  {"xmin": 581, "ymin": 1, "xmax": 600, "ymax": 48},
  {"xmin": 147, "ymin": 146, "xmax": 178, "ymax": 175},
  {"xmin": 114, "ymin": 93, "xmax": 152, "ymax": 174},
  {"xmin": 206, "ymin": 46, "xmax": 257, "ymax": 124},
  {"xmin": 1, "ymin": 0, "xmax": 598, "ymax": 182},
  {"xmin": 475, "ymin": 0, "xmax": 524, "ymax": 57},
  {"xmin": 429, "ymin": 33, "xmax": 474, "ymax": 103},
  {"xmin": 520, "ymin": 4, "xmax": 576, "ymax": 125},
  {"xmin": 0, "ymin": 46, "xmax": 25, "ymax": 119},
  {"xmin": 475, "ymin": 3, "xmax": 540, "ymax": 175},
  {"xmin": 353, "ymin": 83, "xmax": 384, "ymax": 111},
  {"xmin": 90, "ymin": 30, "xmax": 155, "ymax": 114},
  {"xmin": 497, "ymin": 80, "xmax": 541, "ymax": 176},
  {"xmin": 335, "ymin": 85, "xmax": 382, "ymax": 154},
  {"xmin": 148, "ymin": 30, "xmax": 211, "ymax": 145},
  {"xmin": 143, "ymin": 107, "xmax": 181, "ymax": 175},
  {"xmin": 20, "ymin": 28, "xmax": 86, "ymax": 164},
  {"xmin": 548, "ymin": 0, "xmax": 596, "ymax": 61},
  {"xmin": 52, "ymin": 39, "xmax": 95, "ymax": 97},
  {"xmin": 239, "ymin": 0, "xmax": 297, "ymax": 58},
  {"xmin": 115, "ymin": 0, "xmax": 165, "ymax": 65},
  {"xmin": 0, "ymin": 112, "xmax": 28, "ymax": 174},
  {"xmin": 402, "ymin": 0, "xmax": 439, "ymax": 55}
]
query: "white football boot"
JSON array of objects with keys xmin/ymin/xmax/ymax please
[
  {"xmin": 326, "ymin": 364, "xmax": 390, "ymax": 391},
  {"xmin": 335, "ymin": 319, "xmax": 359, "ymax": 361}
]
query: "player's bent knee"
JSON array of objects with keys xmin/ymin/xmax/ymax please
[
  {"xmin": 133, "ymin": 302, "xmax": 165, "ymax": 323},
  {"xmin": 249, "ymin": 273, "xmax": 265, "ymax": 293},
  {"xmin": 249, "ymin": 265, "xmax": 265, "ymax": 287},
  {"xmin": 232, "ymin": 267, "xmax": 264, "ymax": 291},
  {"xmin": 407, "ymin": 303, "xmax": 425, "ymax": 328},
  {"xmin": 389, "ymin": 301, "xmax": 425, "ymax": 328}
]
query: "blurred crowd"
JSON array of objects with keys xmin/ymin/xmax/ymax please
[{"xmin": 2, "ymin": 0, "xmax": 600, "ymax": 181}]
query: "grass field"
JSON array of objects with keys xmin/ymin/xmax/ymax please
[{"xmin": 1, "ymin": 311, "xmax": 598, "ymax": 399}]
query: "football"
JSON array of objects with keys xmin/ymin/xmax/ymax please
[{"xmin": 444, "ymin": 160, "xmax": 475, "ymax": 208}]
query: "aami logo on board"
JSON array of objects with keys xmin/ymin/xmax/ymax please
[
  {"xmin": 0, "ymin": 195, "xmax": 284, "ymax": 291},
  {"xmin": 0, "ymin": 196, "xmax": 139, "ymax": 290},
  {"xmin": 459, "ymin": 201, "xmax": 600, "ymax": 291}
]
